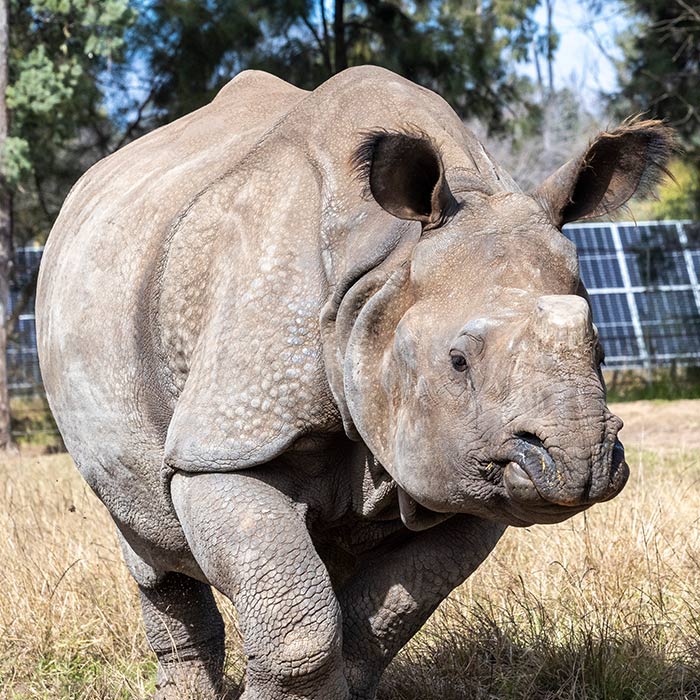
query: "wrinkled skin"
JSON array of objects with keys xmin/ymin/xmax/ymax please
[{"xmin": 36, "ymin": 66, "xmax": 673, "ymax": 699}]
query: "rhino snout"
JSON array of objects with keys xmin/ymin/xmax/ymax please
[{"xmin": 502, "ymin": 431, "xmax": 629, "ymax": 508}]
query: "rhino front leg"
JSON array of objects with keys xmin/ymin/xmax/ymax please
[
  {"xmin": 171, "ymin": 471, "xmax": 350, "ymax": 700},
  {"xmin": 139, "ymin": 572, "xmax": 226, "ymax": 700},
  {"xmin": 339, "ymin": 515, "xmax": 505, "ymax": 699}
]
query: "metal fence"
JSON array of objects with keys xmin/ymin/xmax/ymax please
[
  {"xmin": 8, "ymin": 246, "xmax": 42, "ymax": 394},
  {"xmin": 7, "ymin": 220, "xmax": 700, "ymax": 394}
]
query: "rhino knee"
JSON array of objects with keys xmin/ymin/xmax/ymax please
[{"xmin": 246, "ymin": 604, "xmax": 345, "ymax": 688}]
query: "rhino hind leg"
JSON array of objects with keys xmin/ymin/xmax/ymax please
[
  {"xmin": 138, "ymin": 571, "xmax": 226, "ymax": 700},
  {"xmin": 171, "ymin": 471, "xmax": 350, "ymax": 700}
]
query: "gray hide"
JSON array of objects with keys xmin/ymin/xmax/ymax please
[{"xmin": 37, "ymin": 66, "xmax": 673, "ymax": 699}]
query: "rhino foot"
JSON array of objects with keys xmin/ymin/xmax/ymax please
[{"xmin": 154, "ymin": 656, "xmax": 225, "ymax": 700}]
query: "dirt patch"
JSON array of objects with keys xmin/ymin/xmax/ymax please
[{"xmin": 611, "ymin": 398, "xmax": 700, "ymax": 451}]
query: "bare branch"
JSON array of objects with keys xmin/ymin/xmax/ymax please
[{"xmin": 301, "ymin": 11, "xmax": 331, "ymax": 74}]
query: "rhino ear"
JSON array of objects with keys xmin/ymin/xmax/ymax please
[
  {"xmin": 352, "ymin": 129, "xmax": 455, "ymax": 227},
  {"xmin": 533, "ymin": 119, "xmax": 676, "ymax": 227}
]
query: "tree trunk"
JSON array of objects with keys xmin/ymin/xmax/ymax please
[
  {"xmin": 333, "ymin": 0, "xmax": 347, "ymax": 73},
  {"xmin": 0, "ymin": 0, "xmax": 14, "ymax": 450},
  {"xmin": 545, "ymin": 0, "xmax": 554, "ymax": 98}
]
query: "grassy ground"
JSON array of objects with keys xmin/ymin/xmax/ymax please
[{"xmin": 2, "ymin": 402, "xmax": 700, "ymax": 699}]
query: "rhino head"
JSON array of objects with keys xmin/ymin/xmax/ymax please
[{"xmin": 332, "ymin": 120, "xmax": 673, "ymax": 530}]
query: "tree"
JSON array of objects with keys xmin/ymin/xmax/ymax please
[
  {"xmin": 0, "ymin": 0, "xmax": 133, "ymax": 444},
  {"xmin": 0, "ymin": 0, "xmax": 11, "ymax": 448},
  {"xmin": 471, "ymin": 86, "xmax": 601, "ymax": 192},
  {"xmin": 7, "ymin": 0, "xmax": 134, "ymax": 243},
  {"xmin": 610, "ymin": 0, "xmax": 699, "ymax": 215},
  {"xmin": 127, "ymin": 0, "xmax": 545, "ymax": 134}
]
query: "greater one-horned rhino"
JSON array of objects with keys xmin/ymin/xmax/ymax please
[{"xmin": 37, "ymin": 66, "xmax": 672, "ymax": 699}]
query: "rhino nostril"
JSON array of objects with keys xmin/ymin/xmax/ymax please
[
  {"xmin": 611, "ymin": 439, "xmax": 625, "ymax": 468},
  {"xmin": 514, "ymin": 431, "xmax": 545, "ymax": 449},
  {"xmin": 602, "ymin": 439, "xmax": 629, "ymax": 500}
]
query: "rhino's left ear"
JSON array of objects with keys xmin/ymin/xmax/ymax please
[
  {"xmin": 352, "ymin": 129, "xmax": 456, "ymax": 227},
  {"xmin": 533, "ymin": 119, "xmax": 676, "ymax": 227}
]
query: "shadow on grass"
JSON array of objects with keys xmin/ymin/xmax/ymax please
[
  {"xmin": 15, "ymin": 621, "xmax": 700, "ymax": 700},
  {"xmin": 216, "ymin": 616, "xmax": 700, "ymax": 700},
  {"xmin": 376, "ymin": 605, "xmax": 700, "ymax": 700}
]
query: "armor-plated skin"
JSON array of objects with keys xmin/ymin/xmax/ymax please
[{"xmin": 37, "ymin": 66, "xmax": 673, "ymax": 699}]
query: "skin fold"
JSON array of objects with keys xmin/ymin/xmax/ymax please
[{"xmin": 36, "ymin": 66, "xmax": 674, "ymax": 699}]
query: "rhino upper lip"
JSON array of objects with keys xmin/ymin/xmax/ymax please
[
  {"xmin": 480, "ymin": 434, "xmax": 553, "ymax": 491},
  {"xmin": 487, "ymin": 432, "xmax": 628, "ymax": 510}
]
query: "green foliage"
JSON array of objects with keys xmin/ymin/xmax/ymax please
[
  {"xmin": 655, "ymin": 160, "xmax": 700, "ymax": 219},
  {"xmin": 611, "ymin": 0, "xmax": 700, "ymax": 216},
  {"xmin": 10, "ymin": 395, "xmax": 64, "ymax": 449},
  {"xmin": 1, "ymin": 136, "xmax": 31, "ymax": 187},
  {"xmin": 132, "ymin": 0, "xmax": 545, "ymax": 133},
  {"xmin": 627, "ymin": 159, "xmax": 700, "ymax": 221},
  {"xmin": 605, "ymin": 367, "xmax": 700, "ymax": 402},
  {"xmin": 7, "ymin": 45, "xmax": 82, "ymax": 118},
  {"xmin": 6, "ymin": 0, "xmax": 134, "ymax": 244}
]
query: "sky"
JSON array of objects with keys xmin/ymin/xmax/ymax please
[{"xmin": 523, "ymin": 0, "xmax": 631, "ymax": 110}]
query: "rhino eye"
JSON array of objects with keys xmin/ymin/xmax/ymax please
[{"xmin": 450, "ymin": 351, "xmax": 468, "ymax": 372}]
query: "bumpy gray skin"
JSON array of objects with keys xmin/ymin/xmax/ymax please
[{"xmin": 36, "ymin": 66, "xmax": 673, "ymax": 699}]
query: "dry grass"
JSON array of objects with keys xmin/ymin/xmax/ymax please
[{"xmin": 2, "ymin": 401, "xmax": 700, "ymax": 699}]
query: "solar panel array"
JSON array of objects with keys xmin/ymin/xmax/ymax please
[
  {"xmin": 564, "ymin": 221, "xmax": 700, "ymax": 369},
  {"xmin": 6, "ymin": 221, "xmax": 700, "ymax": 392}
]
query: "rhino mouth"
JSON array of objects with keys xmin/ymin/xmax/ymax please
[
  {"xmin": 397, "ymin": 486, "xmax": 454, "ymax": 532},
  {"xmin": 491, "ymin": 432, "xmax": 628, "ymax": 514}
]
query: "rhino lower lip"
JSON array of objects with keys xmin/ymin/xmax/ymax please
[
  {"xmin": 504, "ymin": 461, "xmax": 531, "ymax": 488},
  {"xmin": 505, "ymin": 502, "xmax": 590, "ymax": 526}
]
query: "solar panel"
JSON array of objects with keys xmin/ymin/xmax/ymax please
[
  {"xmin": 4, "ymin": 223, "xmax": 700, "ymax": 394},
  {"xmin": 691, "ymin": 251, "xmax": 700, "ymax": 279},
  {"xmin": 564, "ymin": 220, "xmax": 700, "ymax": 369},
  {"xmin": 579, "ymin": 253, "xmax": 624, "ymax": 289}
]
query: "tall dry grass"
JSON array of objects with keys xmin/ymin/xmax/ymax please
[{"xmin": 1, "ymin": 408, "xmax": 700, "ymax": 698}]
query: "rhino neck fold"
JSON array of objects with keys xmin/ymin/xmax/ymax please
[{"xmin": 319, "ymin": 216, "xmax": 419, "ymax": 441}]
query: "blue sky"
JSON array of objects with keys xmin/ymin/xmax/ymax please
[{"xmin": 523, "ymin": 0, "xmax": 631, "ymax": 109}]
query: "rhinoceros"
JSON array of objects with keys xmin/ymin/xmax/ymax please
[{"xmin": 36, "ymin": 65, "xmax": 672, "ymax": 699}]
